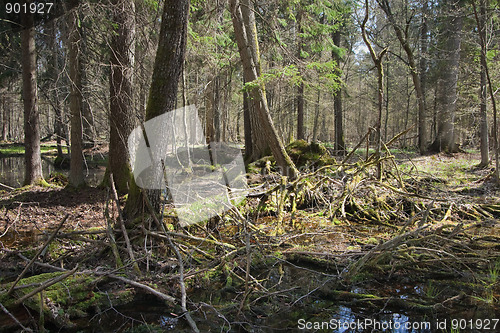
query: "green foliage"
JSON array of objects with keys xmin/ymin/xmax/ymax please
[{"xmin": 242, "ymin": 65, "xmax": 302, "ymax": 92}]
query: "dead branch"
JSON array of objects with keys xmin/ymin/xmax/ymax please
[{"xmin": 109, "ymin": 173, "xmax": 140, "ymax": 275}]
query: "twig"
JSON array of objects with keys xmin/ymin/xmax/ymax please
[
  {"xmin": 142, "ymin": 186, "xmax": 200, "ymax": 333},
  {"xmin": 0, "ymin": 182, "xmax": 15, "ymax": 191},
  {"xmin": 7, "ymin": 214, "xmax": 69, "ymax": 295},
  {"xmin": 106, "ymin": 274, "xmax": 175, "ymax": 303},
  {"xmin": 103, "ymin": 187, "xmax": 123, "ymax": 268},
  {"xmin": 109, "ymin": 173, "xmax": 140, "ymax": 275}
]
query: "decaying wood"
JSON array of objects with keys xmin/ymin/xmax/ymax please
[{"xmin": 14, "ymin": 265, "xmax": 79, "ymax": 305}]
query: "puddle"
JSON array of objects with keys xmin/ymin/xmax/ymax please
[{"xmin": 0, "ymin": 156, "xmax": 104, "ymax": 187}]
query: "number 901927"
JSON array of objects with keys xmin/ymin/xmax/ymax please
[{"xmin": 5, "ymin": 2, "xmax": 54, "ymax": 14}]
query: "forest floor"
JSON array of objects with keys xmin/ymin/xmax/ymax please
[{"xmin": 0, "ymin": 144, "xmax": 499, "ymax": 332}]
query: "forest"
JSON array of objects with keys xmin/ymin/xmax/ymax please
[{"xmin": 0, "ymin": 0, "xmax": 499, "ymax": 332}]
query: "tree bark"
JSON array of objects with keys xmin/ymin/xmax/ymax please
[
  {"xmin": 243, "ymin": 77, "xmax": 253, "ymax": 160},
  {"xmin": 478, "ymin": 0, "xmax": 489, "ymax": 167},
  {"xmin": 68, "ymin": 8, "xmax": 85, "ymax": 187},
  {"xmin": 48, "ymin": 20, "xmax": 64, "ymax": 158},
  {"xmin": 429, "ymin": 0, "xmax": 463, "ymax": 153},
  {"xmin": 229, "ymin": 0, "xmax": 298, "ymax": 179},
  {"xmin": 332, "ymin": 29, "xmax": 345, "ymax": 154},
  {"xmin": 473, "ymin": 0, "xmax": 499, "ymax": 180},
  {"xmin": 296, "ymin": 8, "xmax": 305, "ymax": 141},
  {"xmin": 239, "ymin": 0, "xmax": 270, "ymax": 160},
  {"xmin": 108, "ymin": 0, "xmax": 136, "ymax": 194},
  {"xmin": 125, "ymin": 0, "xmax": 190, "ymax": 217},
  {"xmin": 20, "ymin": 3, "xmax": 43, "ymax": 185}
]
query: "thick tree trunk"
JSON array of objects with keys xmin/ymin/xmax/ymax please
[
  {"xmin": 230, "ymin": 0, "xmax": 298, "ymax": 178},
  {"xmin": 20, "ymin": 6, "xmax": 43, "ymax": 185},
  {"xmin": 108, "ymin": 0, "xmax": 136, "ymax": 194},
  {"xmin": 239, "ymin": 0, "xmax": 270, "ymax": 160},
  {"xmin": 68, "ymin": 9, "xmax": 85, "ymax": 187},
  {"xmin": 429, "ymin": 1, "xmax": 463, "ymax": 153},
  {"xmin": 125, "ymin": 0, "xmax": 190, "ymax": 217}
]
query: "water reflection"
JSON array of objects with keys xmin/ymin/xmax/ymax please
[{"xmin": 0, "ymin": 156, "xmax": 104, "ymax": 187}]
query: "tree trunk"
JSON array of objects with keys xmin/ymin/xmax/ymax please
[
  {"xmin": 243, "ymin": 77, "xmax": 253, "ymax": 160},
  {"xmin": 108, "ymin": 0, "xmax": 136, "ymax": 194},
  {"xmin": 419, "ymin": 0, "xmax": 429, "ymax": 150},
  {"xmin": 296, "ymin": 8, "xmax": 305, "ymax": 141},
  {"xmin": 125, "ymin": 0, "xmax": 190, "ymax": 217},
  {"xmin": 79, "ymin": 27, "xmax": 95, "ymax": 148},
  {"xmin": 49, "ymin": 20, "xmax": 64, "ymax": 158},
  {"xmin": 429, "ymin": 1, "xmax": 463, "ymax": 153},
  {"xmin": 68, "ymin": 9, "xmax": 85, "ymax": 187},
  {"xmin": 377, "ymin": 0, "xmax": 428, "ymax": 153},
  {"xmin": 473, "ymin": 0, "xmax": 499, "ymax": 180},
  {"xmin": 312, "ymin": 88, "xmax": 320, "ymax": 143},
  {"xmin": 361, "ymin": 0, "xmax": 386, "ymax": 179},
  {"xmin": 229, "ymin": 0, "xmax": 298, "ymax": 179},
  {"xmin": 332, "ymin": 29, "xmax": 345, "ymax": 154},
  {"xmin": 478, "ymin": 0, "xmax": 489, "ymax": 167},
  {"xmin": 20, "ymin": 4, "xmax": 44, "ymax": 185},
  {"xmin": 238, "ymin": 0, "xmax": 270, "ymax": 160}
]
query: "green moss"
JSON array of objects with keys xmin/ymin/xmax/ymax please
[{"xmin": 286, "ymin": 140, "xmax": 334, "ymax": 168}]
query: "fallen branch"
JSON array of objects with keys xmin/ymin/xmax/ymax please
[
  {"xmin": 106, "ymin": 273, "xmax": 175, "ymax": 303},
  {"xmin": 109, "ymin": 173, "xmax": 140, "ymax": 275}
]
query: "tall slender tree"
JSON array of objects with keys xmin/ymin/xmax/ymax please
[
  {"xmin": 20, "ymin": 1, "xmax": 43, "ymax": 185},
  {"xmin": 377, "ymin": 0, "xmax": 428, "ymax": 154},
  {"xmin": 68, "ymin": 8, "xmax": 85, "ymax": 187},
  {"xmin": 476, "ymin": 0, "xmax": 490, "ymax": 167},
  {"xmin": 108, "ymin": 0, "xmax": 136, "ymax": 194},
  {"xmin": 361, "ymin": 0, "xmax": 386, "ymax": 179}
]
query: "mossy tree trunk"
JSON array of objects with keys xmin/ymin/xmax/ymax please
[
  {"xmin": 107, "ymin": 0, "xmax": 136, "ymax": 194},
  {"xmin": 229, "ymin": 0, "xmax": 298, "ymax": 179},
  {"xmin": 124, "ymin": 0, "xmax": 190, "ymax": 218}
]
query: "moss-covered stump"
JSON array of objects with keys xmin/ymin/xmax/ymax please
[
  {"xmin": 286, "ymin": 140, "xmax": 334, "ymax": 168},
  {"xmin": 0, "ymin": 271, "xmax": 135, "ymax": 330},
  {"xmin": 248, "ymin": 140, "xmax": 334, "ymax": 174}
]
